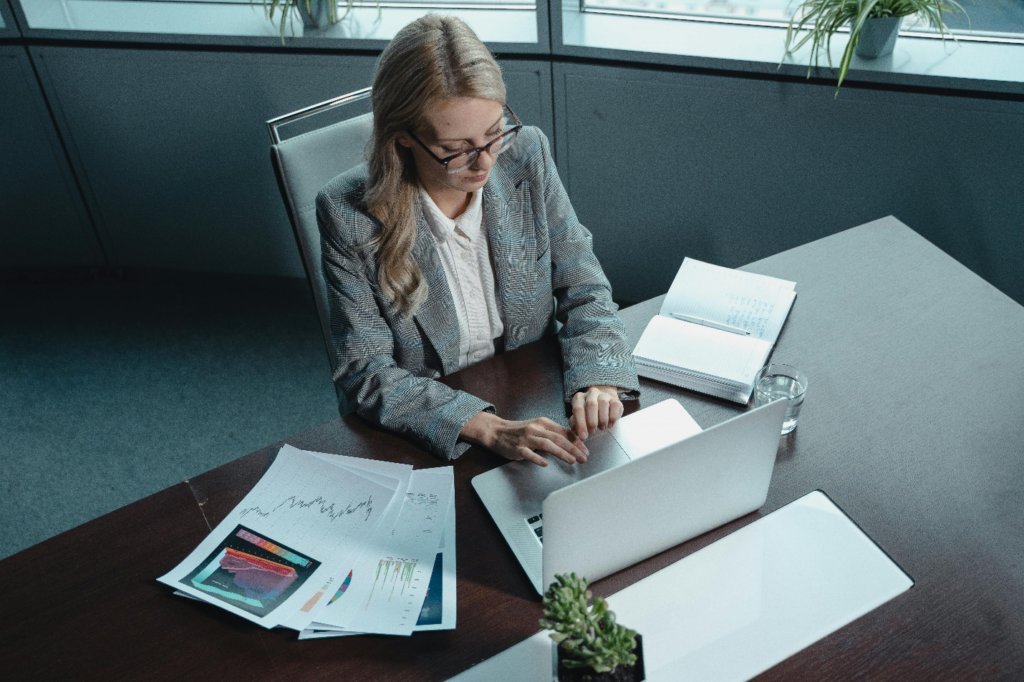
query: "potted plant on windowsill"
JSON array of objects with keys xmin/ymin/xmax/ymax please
[
  {"xmin": 540, "ymin": 573, "xmax": 645, "ymax": 682},
  {"xmin": 781, "ymin": 0, "xmax": 968, "ymax": 95},
  {"xmin": 258, "ymin": 0, "xmax": 359, "ymax": 43}
]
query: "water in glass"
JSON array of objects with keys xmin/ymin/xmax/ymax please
[{"xmin": 754, "ymin": 374, "xmax": 805, "ymax": 434}]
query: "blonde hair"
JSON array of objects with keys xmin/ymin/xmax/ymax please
[{"xmin": 367, "ymin": 15, "xmax": 506, "ymax": 316}]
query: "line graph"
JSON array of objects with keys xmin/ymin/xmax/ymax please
[{"xmin": 238, "ymin": 493, "xmax": 375, "ymax": 523}]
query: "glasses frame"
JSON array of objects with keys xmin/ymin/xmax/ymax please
[{"xmin": 407, "ymin": 104, "xmax": 523, "ymax": 174}]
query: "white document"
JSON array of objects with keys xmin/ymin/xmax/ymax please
[
  {"xmin": 306, "ymin": 468, "xmax": 454, "ymax": 636},
  {"xmin": 661, "ymin": 258, "xmax": 796, "ymax": 341},
  {"xmin": 411, "ymin": 486, "xmax": 457, "ymax": 632},
  {"xmin": 297, "ymin": 489, "xmax": 457, "ymax": 639},
  {"xmin": 174, "ymin": 449, "xmax": 413, "ymax": 629},
  {"xmin": 158, "ymin": 445, "xmax": 399, "ymax": 628},
  {"xmin": 289, "ymin": 459, "xmax": 419, "ymax": 632},
  {"xmin": 279, "ymin": 451, "xmax": 415, "ymax": 630}
]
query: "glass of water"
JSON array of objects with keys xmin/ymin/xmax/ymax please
[{"xmin": 753, "ymin": 364, "xmax": 808, "ymax": 435}]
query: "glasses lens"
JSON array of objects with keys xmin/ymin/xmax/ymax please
[
  {"xmin": 446, "ymin": 151, "xmax": 477, "ymax": 174},
  {"xmin": 490, "ymin": 128, "xmax": 518, "ymax": 156},
  {"xmin": 444, "ymin": 128, "xmax": 519, "ymax": 174}
]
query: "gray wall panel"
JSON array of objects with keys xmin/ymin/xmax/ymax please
[
  {"xmin": 0, "ymin": 0, "xmax": 15, "ymax": 36},
  {"xmin": 32, "ymin": 48, "xmax": 378, "ymax": 277},
  {"xmin": 29, "ymin": 49, "xmax": 552, "ymax": 277},
  {"xmin": 0, "ymin": 46, "xmax": 102, "ymax": 267},
  {"xmin": 502, "ymin": 60, "xmax": 554, "ymax": 144},
  {"xmin": 554, "ymin": 62, "xmax": 1024, "ymax": 306}
]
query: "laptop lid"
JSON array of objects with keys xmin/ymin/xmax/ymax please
[
  {"xmin": 542, "ymin": 399, "xmax": 787, "ymax": 591},
  {"xmin": 471, "ymin": 400, "xmax": 702, "ymax": 594}
]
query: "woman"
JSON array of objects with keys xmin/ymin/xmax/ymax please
[{"xmin": 316, "ymin": 15, "xmax": 639, "ymax": 466}]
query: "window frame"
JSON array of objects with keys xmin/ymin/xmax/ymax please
[
  {"xmin": 10, "ymin": 0, "xmax": 547, "ymax": 51},
  {"xmin": 576, "ymin": 0, "xmax": 1024, "ymax": 46},
  {"xmin": 553, "ymin": 0, "xmax": 1024, "ymax": 96},
  {"xmin": 1, "ymin": 0, "xmax": 20, "ymax": 36}
]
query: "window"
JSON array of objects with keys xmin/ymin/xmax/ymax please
[
  {"xmin": 16, "ymin": 0, "xmax": 538, "ymax": 43},
  {"xmin": 581, "ymin": 0, "xmax": 1024, "ymax": 42}
]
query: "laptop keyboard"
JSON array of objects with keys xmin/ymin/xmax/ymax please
[{"xmin": 526, "ymin": 513, "xmax": 543, "ymax": 543}]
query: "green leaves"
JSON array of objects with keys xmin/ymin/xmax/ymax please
[
  {"xmin": 780, "ymin": 0, "xmax": 968, "ymax": 96},
  {"xmin": 255, "ymin": 0, "xmax": 361, "ymax": 45},
  {"xmin": 540, "ymin": 573, "xmax": 639, "ymax": 675}
]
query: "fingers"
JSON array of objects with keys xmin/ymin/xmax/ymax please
[
  {"xmin": 521, "ymin": 418, "xmax": 588, "ymax": 465},
  {"xmin": 571, "ymin": 392, "xmax": 589, "ymax": 440},
  {"xmin": 586, "ymin": 395, "xmax": 601, "ymax": 433},
  {"xmin": 535, "ymin": 439, "xmax": 578, "ymax": 465},
  {"xmin": 496, "ymin": 416, "xmax": 598, "ymax": 468},
  {"xmin": 575, "ymin": 387, "xmax": 624, "ymax": 434},
  {"xmin": 534, "ymin": 418, "xmax": 589, "ymax": 463},
  {"xmin": 556, "ymin": 421, "xmax": 590, "ymax": 461},
  {"xmin": 607, "ymin": 398, "xmax": 624, "ymax": 428},
  {"xmin": 516, "ymin": 446, "xmax": 548, "ymax": 467}
]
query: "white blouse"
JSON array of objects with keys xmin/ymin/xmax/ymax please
[{"xmin": 419, "ymin": 186, "xmax": 505, "ymax": 372}]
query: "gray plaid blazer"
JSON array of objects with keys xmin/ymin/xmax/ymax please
[{"xmin": 316, "ymin": 126, "xmax": 639, "ymax": 461}]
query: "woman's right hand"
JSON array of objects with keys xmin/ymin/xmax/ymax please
[{"xmin": 460, "ymin": 412, "xmax": 589, "ymax": 467}]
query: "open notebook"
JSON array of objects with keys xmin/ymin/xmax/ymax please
[{"xmin": 632, "ymin": 258, "xmax": 796, "ymax": 403}]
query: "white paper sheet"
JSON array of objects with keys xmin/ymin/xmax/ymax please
[
  {"xmin": 279, "ymin": 451, "xmax": 415, "ymax": 630},
  {"xmin": 410, "ymin": 486, "xmax": 457, "ymax": 632},
  {"xmin": 297, "ymin": 488, "xmax": 457, "ymax": 639},
  {"xmin": 305, "ymin": 468, "xmax": 454, "ymax": 636},
  {"xmin": 158, "ymin": 445, "xmax": 399, "ymax": 628},
  {"xmin": 660, "ymin": 258, "xmax": 796, "ymax": 341},
  {"xmin": 173, "ymin": 449, "xmax": 414, "ymax": 629}
]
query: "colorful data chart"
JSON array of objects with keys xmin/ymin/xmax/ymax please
[
  {"xmin": 183, "ymin": 525, "xmax": 320, "ymax": 618},
  {"xmin": 367, "ymin": 558, "xmax": 418, "ymax": 606}
]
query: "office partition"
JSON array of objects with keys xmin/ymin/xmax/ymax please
[
  {"xmin": 551, "ymin": 60, "xmax": 1024, "ymax": 305},
  {"xmin": 0, "ymin": 45, "xmax": 104, "ymax": 267}
]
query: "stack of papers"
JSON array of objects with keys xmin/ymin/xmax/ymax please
[{"xmin": 158, "ymin": 444, "xmax": 455, "ymax": 637}]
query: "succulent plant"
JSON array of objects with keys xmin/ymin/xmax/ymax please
[{"xmin": 539, "ymin": 573, "xmax": 638, "ymax": 674}]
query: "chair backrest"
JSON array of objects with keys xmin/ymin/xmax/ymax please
[{"xmin": 268, "ymin": 88, "xmax": 373, "ymax": 405}]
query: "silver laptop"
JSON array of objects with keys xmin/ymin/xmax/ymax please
[{"xmin": 471, "ymin": 398, "xmax": 788, "ymax": 595}]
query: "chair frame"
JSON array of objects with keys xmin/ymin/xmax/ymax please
[
  {"xmin": 266, "ymin": 87, "xmax": 373, "ymax": 405},
  {"xmin": 266, "ymin": 87, "xmax": 372, "ymax": 145}
]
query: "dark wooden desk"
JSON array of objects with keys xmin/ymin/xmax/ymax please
[{"xmin": 3, "ymin": 217, "xmax": 1023, "ymax": 680}]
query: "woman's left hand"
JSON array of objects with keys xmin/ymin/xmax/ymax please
[{"xmin": 569, "ymin": 386, "xmax": 624, "ymax": 440}]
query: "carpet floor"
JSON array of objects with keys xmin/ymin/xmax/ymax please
[{"xmin": 0, "ymin": 269, "xmax": 338, "ymax": 561}]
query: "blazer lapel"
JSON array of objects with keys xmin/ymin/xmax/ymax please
[
  {"xmin": 485, "ymin": 166, "xmax": 535, "ymax": 347},
  {"xmin": 411, "ymin": 210, "xmax": 462, "ymax": 375}
]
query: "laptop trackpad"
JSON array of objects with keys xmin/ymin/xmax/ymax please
[{"xmin": 501, "ymin": 429, "xmax": 631, "ymax": 508}]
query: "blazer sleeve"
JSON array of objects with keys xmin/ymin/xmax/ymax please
[
  {"xmin": 316, "ymin": 192, "xmax": 493, "ymax": 461},
  {"xmin": 536, "ymin": 132, "xmax": 642, "ymax": 401}
]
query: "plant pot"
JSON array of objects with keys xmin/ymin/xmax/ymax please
[
  {"xmin": 854, "ymin": 16, "xmax": 902, "ymax": 59},
  {"xmin": 298, "ymin": 0, "xmax": 335, "ymax": 30},
  {"xmin": 552, "ymin": 634, "xmax": 645, "ymax": 682}
]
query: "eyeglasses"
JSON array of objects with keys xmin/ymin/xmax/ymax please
[{"xmin": 407, "ymin": 104, "xmax": 522, "ymax": 175}]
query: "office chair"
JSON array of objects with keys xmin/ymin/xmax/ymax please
[{"xmin": 267, "ymin": 87, "xmax": 373, "ymax": 413}]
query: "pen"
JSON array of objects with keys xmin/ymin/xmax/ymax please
[{"xmin": 670, "ymin": 312, "xmax": 750, "ymax": 336}]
